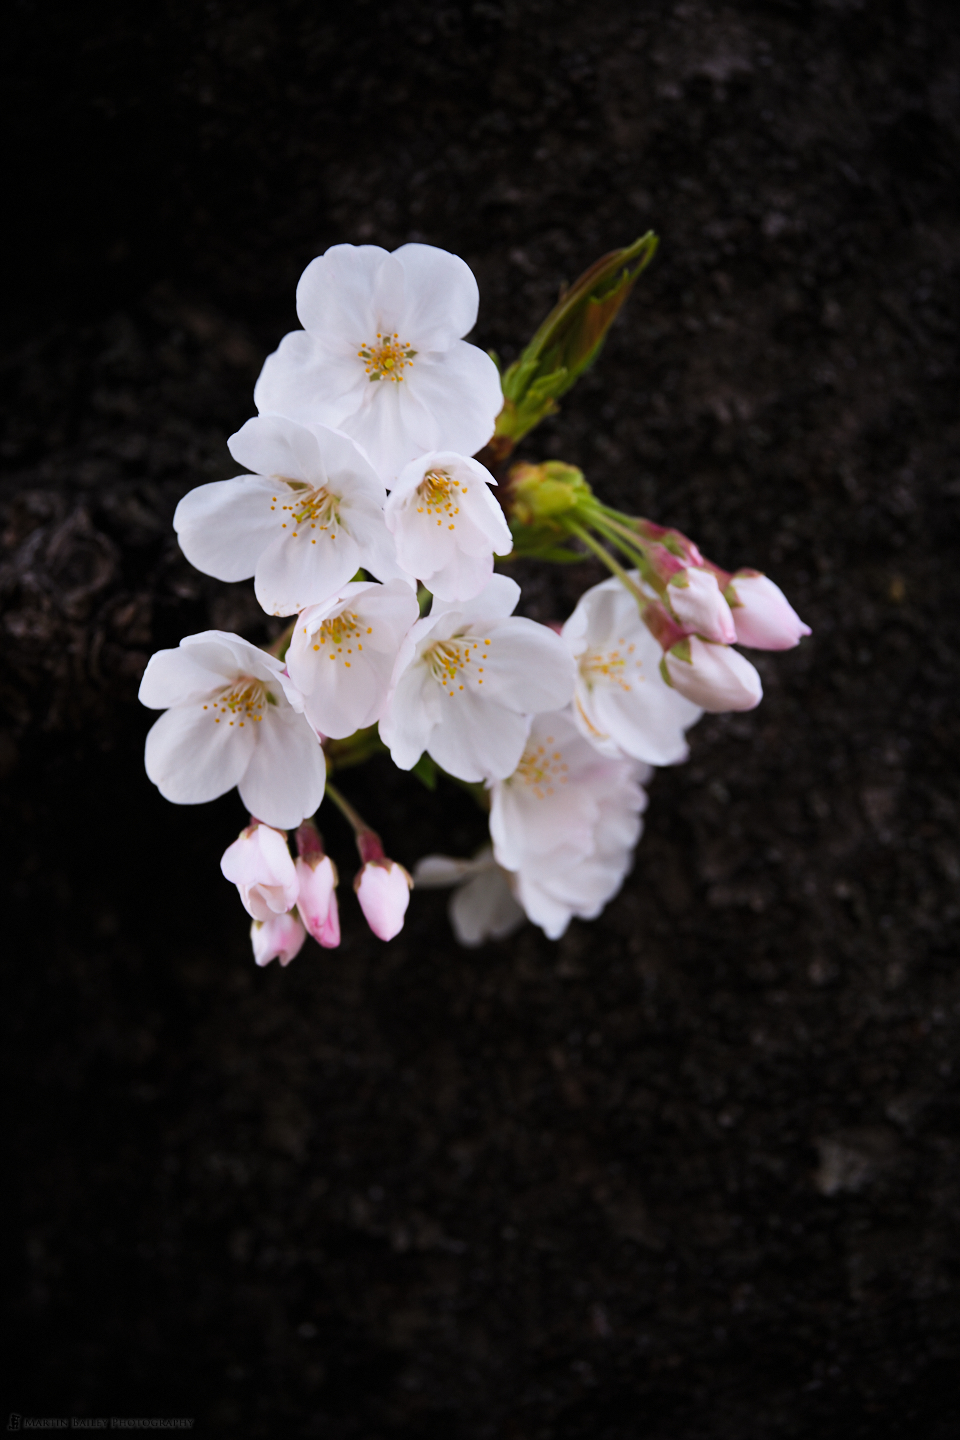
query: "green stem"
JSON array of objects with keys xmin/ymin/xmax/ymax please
[
  {"xmin": 562, "ymin": 520, "xmax": 647, "ymax": 606},
  {"xmin": 587, "ymin": 510, "xmax": 659, "ymax": 587}
]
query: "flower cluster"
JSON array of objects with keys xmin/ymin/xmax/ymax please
[{"xmin": 140, "ymin": 239, "xmax": 810, "ymax": 958}]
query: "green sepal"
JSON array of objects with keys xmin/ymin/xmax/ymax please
[{"xmin": 494, "ymin": 233, "xmax": 658, "ymax": 446}]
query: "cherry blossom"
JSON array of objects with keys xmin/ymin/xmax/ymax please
[
  {"xmin": 662, "ymin": 635, "xmax": 763, "ymax": 712},
  {"xmin": 489, "ymin": 709, "xmax": 649, "ymax": 940},
  {"xmin": 220, "ymin": 821, "xmax": 298, "ymax": 921},
  {"xmin": 379, "ymin": 574, "xmax": 577, "ymax": 782},
  {"xmin": 251, "ymin": 910, "xmax": 307, "ymax": 967},
  {"xmin": 413, "ymin": 849, "xmax": 524, "ymax": 947},
  {"xmin": 383, "ymin": 451, "xmax": 513, "ymax": 601},
  {"xmin": 725, "ymin": 570, "xmax": 812, "ymax": 650},
  {"xmin": 139, "ymin": 631, "xmax": 326, "ymax": 829},
  {"xmin": 252, "ymin": 243, "xmax": 503, "ymax": 481},
  {"xmin": 173, "ymin": 416, "xmax": 404, "ymax": 617},
  {"xmin": 561, "ymin": 575, "xmax": 702, "ymax": 765},
  {"xmin": 285, "ymin": 579, "xmax": 419, "ymax": 739}
]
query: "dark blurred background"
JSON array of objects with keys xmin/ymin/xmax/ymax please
[{"xmin": 2, "ymin": 1, "xmax": 959, "ymax": 1435}]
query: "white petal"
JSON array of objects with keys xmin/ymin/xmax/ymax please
[
  {"xmin": 426, "ymin": 549, "xmax": 494, "ymax": 603},
  {"xmin": 337, "ymin": 380, "xmax": 432, "ymax": 482},
  {"xmin": 449, "ymin": 869, "xmax": 524, "ymax": 946},
  {"xmin": 588, "ymin": 680, "xmax": 693, "ymax": 767},
  {"xmin": 227, "ymin": 413, "xmax": 325, "ymax": 484},
  {"xmin": 426, "ymin": 691, "xmax": 530, "ymax": 782},
  {"xmin": 237, "ymin": 706, "xmax": 326, "ymax": 829},
  {"xmin": 431, "ymin": 572, "xmax": 520, "ymax": 623},
  {"xmin": 253, "ymin": 331, "xmax": 368, "ymax": 426},
  {"xmin": 254, "ymin": 529, "xmax": 361, "ymax": 617},
  {"xmin": 144, "ymin": 702, "xmax": 256, "ymax": 806},
  {"xmin": 393, "ymin": 243, "xmax": 480, "ymax": 348},
  {"xmin": 406, "ymin": 341, "xmax": 502, "ymax": 458},
  {"xmin": 295, "ymin": 244, "xmax": 390, "ymax": 345},
  {"xmin": 174, "ymin": 475, "xmax": 280, "ymax": 583},
  {"xmin": 378, "ymin": 661, "xmax": 442, "ymax": 770},
  {"xmin": 478, "ymin": 618, "xmax": 576, "ymax": 714},
  {"xmin": 138, "ymin": 646, "xmax": 231, "ymax": 709},
  {"xmin": 513, "ymin": 873, "xmax": 573, "ymax": 940}
]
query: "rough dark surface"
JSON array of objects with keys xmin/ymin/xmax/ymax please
[{"xmin": 3, "ymin": 2, "xmax": 960, "ymax": 1434}]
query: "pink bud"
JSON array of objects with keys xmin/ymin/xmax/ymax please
[
  {"xmin": 295, "ymin": 854, "xmax": 341, "ymax": 948},
  {"xmin": 726, "ymin": 571, "xmax": 811, "ymax": 650},
  {"xmin": 221, "ymin": 823, "xmax": 299, "ymax": 922},
  {"xmin": 355, "ymin": 859, "xmax": 412, "ymax": 941},
  {"xmin": 667, "ymin": 568, "xmax": 736, "ymax": 643},
  {"xmin": 250, "ymin": 910, "xmax": 307, "ymax": 967},
  {"xmin": 663, "ymin": 637, "xmax": 763, "ymax": 713}
]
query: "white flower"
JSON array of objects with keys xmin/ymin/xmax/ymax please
[
  {"xmin": 413, "ymin": 849, "xmax": 524, "ymax": 947},
  {"xmin": 220, "ymin": 822, "xmax": 298, "ymax": 921},
  {"xmin": 139, "ymin": 630, "xmax": 326, "ymax": 829},
  {"xmin": 663, "ymin": 635, "xmax": 763, "ymax": 712},
  {"xmin": 295, "ymin": 854, "xmax": 340, "ymax": 948},
  {"xmin": 383, "ymin": 451, "xmax": 513, "ymax": 600},
  {"xmin": 173, "ymin": 415, "xmax": 405, "ymax": 617},
  {"xmin": 561, "ymin": 574, "xmax": 702, "ymax": 766},
  {"xmin": 666, "ymin": 567, "xmax": 736, "ymax": 642},
  {"xmin": 489, "ymin": 709, "xmax": 649, "ymax": 940},
  {"xmin": 285, "ymin": 579, "xmax": 419, "ymax": 739},
  {"xmin": 355, "ymin": 859, "xmax": 412, "ymax": 941},
  {"xmin": 251, "ymin": 910, "xmax": 307, "ymax": 967},
  {"xmin": 252, "ymin": 243, "xmax": 504, "ymax": 481},
  {"xmin": 726, "ymin": 571, "xmax": 811, "ymax": 650},
  {"xmin": 379, "ymin": 574, "xmax": 577, "ymax": 782}
]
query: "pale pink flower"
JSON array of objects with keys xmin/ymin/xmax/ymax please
[
  {"xmin": 285, "ymin": 578, "xmax": 420, "ymax": 739},
  {"xmin": 253, "ymin": 243, "xmax": 503, "ymax": 482},
  {"xmin": 220, "ymin": 822, "xmax": 298, "ymax": 921},
  {"xmin": 173, "ymin": 416, "xmax": 404, "ymax": 617},
  {"xmin": 489, "ymin": 709, "xmax": 649, "ymax": 940},
  {"xmin": 384, "ymin": 451, "xmax": 513, "ymax": 601},
  {"xmin": 379, "ymin": 574, "xmax": 576, "ymax": 783},
  {"xmin": 139, "ymin": 630, "xmax": 325, "ymax": 829},
  {"xmin": 561, "ymin": 574, "xmax": 702, "ymax": 766}
]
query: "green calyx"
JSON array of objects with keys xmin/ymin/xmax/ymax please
[{"xmin": 493, "ymin": 233, "xmax": 658, "ymax": 451}]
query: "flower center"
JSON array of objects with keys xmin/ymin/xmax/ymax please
[
  {"xmin": 580, "ymin": 638, "xmax": 639, "ymax": 692},
  {"xmin": 203, "ymin": 676, "xmax": 272, "ymax": 729},
  {"xmin": 513, "ymin": 737, "xmax": 569, "ymax": 799},
  {"xmin": 358, "ymin": 332, "xmax": 417, "ymax": 383},
  {"xmin": 424, "ymin": 635, "xmax": 492, "ymax": 696},
  {"xmin": 415, "ymin": 469, "xmax": 467, "ymax": 529},
  {"xmin": 306, "ymin": 610, "xmax": 371, "ymax": 669},
  {"xmin": 269, "ymin": 484, "xmax": 341, "ymax": 541}
]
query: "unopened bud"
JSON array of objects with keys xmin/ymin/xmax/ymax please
[
  {"xmin": 250, "ymin": 910, "xmax": 307, "ymax": 967},
  {"xmin": 667, "ymin": 568, "xmax": 736, "ymax": 643},
  {"xmin": 725, "ymin": 571, "xmax": 811, "ymax": 650},
  {"xmin": 221, "ymin": 821, "xmax": 298, "ymax": 922},
  {"xmin": 495, "ymin": 234, "xmax": 658, "ymax": 447},
  {"xmin": 507, "ymin": 461, "xmax": 592, "ymax": 528},
  {"xmin": 662, "ymin": 637, "xmax": 763, "ymax": 713},
  {"xmin": 355, "ymin": 859, "xmax": 413, "ymax": 942}
]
